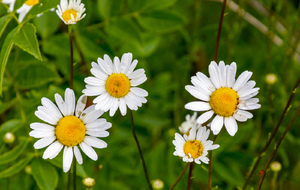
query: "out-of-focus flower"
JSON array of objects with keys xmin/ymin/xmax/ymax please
[
  {"xmin": 270, "ymin": 161, "xmax": 282, "ymax": 172},
  {"xmin": 83, "ymin": 53, "xmax": 148, "ymax": 116},
  {"xmin": 185, "ymin": 61, "xmax": 261, "ymax": 136},
  {"xmin": 29, "ymin": 88, "xmax": 111, "ymax": 172},
  {"xmin": 82, "ymin": 177, "xmax": 95, "ymax": 188},
  {"xmin": 179, "ymin": 112, "xmax": 200, "ymax": 135},
  {"xmin": 2, "ymin": 0, "xmax": 16, "ymax": 12},
  {"xmin": 266, "ymin": 73, "xmax": 277, "ymax": 85},
  {"xmin": 17, "ymin": 0, "xmax": 40, "ymax": 22},
  {"xmin": 152, "ymin": 179, "xmax": 164, "ymax": 190}
]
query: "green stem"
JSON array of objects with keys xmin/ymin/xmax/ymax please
[
  {"xmin": 68, "ymin": 26, "xmax": 74, "ymax": 89},
  {"xmin": 169, "ymin": 163, "xmax": 189, "ymax": 190},
  {"xmin": 129, "ymin": 110, "xmax": 153, "ymax": 190},
  {"xmin": 242, "ymin": 75, "xmax": 300, "ymax": 189},
  {"xmin": 187, "ymin": 162, "xmax": 194, "ymax": 190},
  {"xmin": 214, "ymin": 0, "xmax": 227, "ymax": 62},
  {"xmin": 208, "ymin": 135, "xmax": 218, "ymax": 189},
  {"xmin": 256, "ymin": 105, "xmax": 300, "ymax": 189},
  {"xmin": 73, "ymin": 158, "xmax": 77, "ymax": 190},
  {"xmin": 67, "ymin": 170, "xmax": 71, "ymax": 190}
]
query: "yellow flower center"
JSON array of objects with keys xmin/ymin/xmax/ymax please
[
  {"xmin": 25, "ymin": 0, "xmax": 39, "ymax": 6},
  {"xmin": 62, "ymin": 10, "xmax": 78, "ymax": 23},
  {"xmin": 209, "ymin": 87, "xmax": 239, "ymax": 117},
  {"xmin": 55, "ymin": 116, "xmax": 86, "ymax": 147},
  {"xmin": 105, "ymin": 73, "xmax": 131, "ymax": 98},
  {"xmin": 184, "ymin": 140, "xmax": 203, "ymax": 158}
]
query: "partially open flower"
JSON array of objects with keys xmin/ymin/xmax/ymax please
[{"xmin": 56, "ymin": 0, "xmax": 86, "ymax": 25}]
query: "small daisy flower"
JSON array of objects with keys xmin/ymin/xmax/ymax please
[
  {"xmin": 179, "ymin": 112, "xmax": 199, "ymax": 135},
  {"xmin": 173, "ymin": 126, "xmax": 219, "ymax": 164},
  {"xmin": 83, "ymin": 53, "xmax": 148, "ymax": 116},
  {"xmin": 16, "ymin": 0, "xmax": 39, "ymax": 23},
  {"xmin": 2, "ymin": 0, "xmax": 16, "ymax": 12},
  {"xmin": 185, "ymin": 61, "xmax": 261, "ymax": 136},
  {"xmin": 56, "ymin": 0, "xmax": 86, "ymax": 25},
  {"xmin": 29, "ymin": 88, "xmax": 112, "ymax": 172}
]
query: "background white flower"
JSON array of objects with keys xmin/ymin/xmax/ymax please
[
  {"xmin": 173, "ymin": 126, "xmax": 219, "ymax": 164},
  {"xmin": 2, "ymin": 0, "xmax": 16, "ymax": 12},
  {"xmin": 185, "ymin": 61, "xmax": 261, "ymax": 136},
  {"xmin": 29, "ymin": 88, "xmax": 111, "ymax": 172},
  {"xmin": 83, "ymin": 53, "xmax": 148, "ymax": 116},
  {"xmin": 56, "ymin": 0, "xmax": 86, "ymax": 25},
  {"xmin": 17, "ymin": 0, "xmax": 39, "ymax": 22},
  {"xmin": 179, "ymin": 112, "xmax": 200, "ymax": 135}
]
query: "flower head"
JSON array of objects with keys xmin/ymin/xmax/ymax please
[
  {"xmin": 83, "ymin": 53, "xmax": 148, "ymax": 116},
  {"xmin": 179, "ymin": 112, "xmax": 199, "ymax": 135},
  {"xmin": 16, "ymin": 0, "xmax": 39, "ymax": 22},
  {"xmin": 185, "ymin": 61, "xmax": 261, "ymax": 136},
  {"xmin": 173, "ymin": 126, "xmax": 219, "ymax": 164},
  {"xmin": 29, "ymin": 88, "xmax": 112, "ymax": 172},
  {"xmin": 56, "ymin": 0, "xmax": 86, "ymax": 25},
  {"xmin": 2, "ymin": 0, "xmax": 16, "ymax": 12}
]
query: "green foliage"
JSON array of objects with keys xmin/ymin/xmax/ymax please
[
  {"xmin": 0, "ymin": 154, "xmax": 34, "ymax": 178},
  {"xmin": 0, "ymin": 137, "xmax": 29, "ymax": 164}
]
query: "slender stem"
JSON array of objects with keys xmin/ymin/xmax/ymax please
[
  {"xmin": 73, "ymin": 158, "xmax": 77, "ymax": 190},
  {"xmin": 243, "ymin": 76, "xmax": 300, "ymax": 189},
  {"xmin": 67, "ymin": 170, "xmax": 71, "ymax": 190},
  {"xmin": 129, "ymin": 110, "xmax": 153, "ymax": 190},
  {"xmin": 257, "ymin": 105, "xmax": 300, "ymax": 190},
  {"xmin": 68, "ymin": 26, "xmax": 74, "ymax": 89},
  {"xmin": 187, "ymin": 162, "xmax": 194, "ymax": 190},
  {"xmin": 208, "ymin": 135, "xmax": 218, "ymax": 189},
  {"xmin": 169, "ymin": 163, "xmax": 189, "ymax": 190},
  {"xmin": 214, "ymin": 0, "xmax": 227, "ymax": 62}
]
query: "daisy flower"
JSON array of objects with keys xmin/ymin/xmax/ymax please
[
  {"xmin": 56, "ymin": 0, "xmax": 86, "ymax": 25},
  {"xmin": 185, "ymin": 61, "xmax": 261, "ymax": 136},
  {"xmin": 29, "ymin": 88, "xmax": 112, "ymax": 172},
  {"xmin": 173, "ymin": 126, "xmax": 219, "ymax": 164},
  {"xmin": 16, "ymin": 0, "xmax": 39, "ymax": 23},
  {"xmin": 179, "ymin": 112, "xmax": 199, "ymax": 135},
  {"xmin": 83, "ymin": 53, "xmax": 148, "ymax": 116},
  {"xmin": 2, "ymin": 0, "xmax": 16, "ymax": 12}
]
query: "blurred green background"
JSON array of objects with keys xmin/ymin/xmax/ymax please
[{"xmin": 0, "ymin": 0, "xmax": 300, "ymax": 189}]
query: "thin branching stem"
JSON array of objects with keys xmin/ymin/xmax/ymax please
[
  {"xmin": 68, "ymin": 26, "xmax": 74, "ymax": 89},
  {"xmin": 243, "ymin": 75, "xmax": 300, "ymax": 189},
  {"xmin": 169, "ymin": 163, "xmax": 189, "ymax": 190},
  {"xmin": 257, "ymin": 105, "xmax": 300, "ymax": 189},
  {"xmin": 129, "ymin": 110, "xmax": 153, "ymax": 190},
  {"xmin": 187, "ymin": 162, "xmax": 194, "ymax": 190}
]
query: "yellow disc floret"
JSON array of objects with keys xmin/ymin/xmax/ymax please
[
  {"xmin": 105, "ymin": 73, "xmax": 131, "ymax": 98},
  {"xmin": 184, "ymin": 140, "xmax": 203, "ymax": 158},
  {"xmin": 55, "ymin": 116, "xmax": 86, "ymax": 147},
  {"xmin": 25, "ymin": 0, "xmax": 39, "ymax": 6},
  {"xmin": 62, "ymin": 10, "xmax": 78, "ymax": 23},
  {"xmin": 210, "ymin": 87, "xmax": 239, "ymax": 117}
]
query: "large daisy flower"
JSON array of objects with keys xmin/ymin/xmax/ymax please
[
  {"xmin": 82, "ymin": 53, "xmax": 148, "ymax": 116},
  {"xmin": 185, "ymin": 61, "xmax": 261, "ymax": 136},
  {"xmin": 16, "ymin": 0, "xmax": 39, "ymax": 22},
  {"xmin": 173, "ymin": 126, "xmax": 219, "ymax": 164},
  {"xmin": 2, "ymin": 0, "xmax": 16, "ymax": 12},
  {"xmin": 56, "ymin": 0, "xmax": 86, "ymax": 25},
  {"xmin": 29, "ymin": 88, "xmax": 112, "ymax": 172}
]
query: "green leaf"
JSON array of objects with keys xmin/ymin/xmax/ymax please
[
  {"xmin": 0, "ymin": 154, "xmax": 34, "ymax": 178},
  {"xmin": 106, "ymin": 18, "xmax": 142, "ymax": 45},
  {"xmin": 0, "ymin": 137, "xmax": 29, "ymax": 164},
  {"xmin": 31, "ymin": 157, "xmax": 58, "ymax": 190},
  {"xmin": 0, "ymin": 98, "xmax": 17, "ymax": 115},
  {"xmin": 12, "ymin": 23, "xmax": 42, "ymax": 60},
  {"xmin": 33, "ymin": 11, "xmax": 60, "ymax": 39},
  {"xmin": 137, "ymin": 10, "xmax": 185, "ymax": 33},
  {"xmin": 0, "ymin": 26, "xmax": 18, "ymax": 95},
  {"xmin": 97, "ymin": 0, "xmax": 123, "ymax": 18},
  {"xmin": 15, "ymin": 63, "xmax": 60, "ymax": 89},
  {"xmin": 0, "ymin": 14, "xmax": 13, "ymax": 39}
]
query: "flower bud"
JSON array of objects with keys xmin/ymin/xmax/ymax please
[
  {"xmin": 4, "ymin": 132, "xmax": 15, "ymax": 144},
  {"xmin": 266, "ymin": 73, "xmax": 277, "ymax": 85},
  {"xmin": 152, "ymin": 179, "xmax": 164, "ymax": 190},
  {"xmin": 82, "ymin": 177, "xmax": 95, "ymax": 188},
  {"xmin": 270, "ymin": 161, "xmax": 281, "ymax": 172}
]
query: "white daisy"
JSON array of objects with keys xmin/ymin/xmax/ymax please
[
  {"xmin": 29, "ymin": 88, "xmax": 112, "ymax": 172},
  {"xmin": 56, "ymin": 0, "xmax": 86, "ymax": 25},
  {"xmin": 173, "ymin": 126, "xmax": 219, "ymax": 164},
  {"xmin": 2, "ymin": 0, "xmax": 16, "ymax": 12},
  {"xmin": 185, "ymin": 61, "xmax": 261, "ymax": 136},
  {"xmin": 82, "ymin": 53, "xmax": 148, "ymax": 116},
  {"xmin": 16, "ymin": 0, "xmax": 39, "ymax": 23},
  {"xmin": 179, "ymin": 112, "xmax": 200, "ymax": 135}
]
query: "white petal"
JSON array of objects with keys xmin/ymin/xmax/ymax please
[
  {"xmin": 109, "ymin": 98, "xmax": 119, "ymax": 117},
  {"xmin": 29, "ymin": 130, "xmax": 55, "ymax": 138},
  {"xmin": 239, "ymin": 88, "xmax": 259, "ymax": 99},
  {"xmin": 195, "ymin": 72, "xmax": 216, "ymax": 93},
  {"xmin": 236, "ymin": 110, "xmax": 253, "ymax": 119},
  {"xmin": 128, "ymin": 69, "xmax": 145, "ymax": 79},
  {"xmin": 197, "ymin": 110, "xmax": 214, "ymax": 124},
  {"xmin": 237, "ymin": 80, "xmax": 256, "ymax": 96},
  {"xmin": 74, "ymin": 146, "xmax": 83, "ymax": 164},
  {"xmin": 33, "ymin": 136, "xmax": 56, "ymax": 149},
  {"xmin": 86, "ymin": 130, "xmax": 109, "ymax": 137},
  {"xmin": 233, "ymin": 71, "xmax": 252, "ymax": 91},
  {"xmin": 219, "ymin": 61, "xmax": 227, "ymax": 87},
  {"xmin": 30, "ymin": 123, "xmax": 55, "ymax": 131},
  {"xmin": 79, "ymin": 142, "xmax": 98, "ymax": 161},
  {"xmin": 63, "ymin": 146, "xmax": 73, "ymax": 173},
  {"xmin": 226, "ymin": 62, "xmax": 236, "ymax": 87},
  {"xmin": 41, "ymin": 98, "xmax": 62, "ymax": 119},
  {"xmin": 35, "ymin": 110, "xmax": 58, "ymax": 125},
  {"xmin": 185, "ymin": 102, "xmax": 211, "ymax": 111},
  {"xmin": 211, "ymin": 115, "xmax": 224, "ymax": 135},
  {"xmin": 84, "ymin": 76, "xmax": 105, "ymax": 86},
  {"xmin": 75, "ymin": 95, "xmax": 87, "ymax": 117},
  {"xmin": 84, "ymin": 136, "xmax": 107, "ymax": 148},
  {"xmin": 43, "ymin": 141, "xmax": 63, "ymax": 159},
  {"xmin": 130, "ymin": 87, "xmax": 148, "ymax": 97},
  {"xmin": 209, "ymin": 61, "xmax": 221, "ymax": 88},
  {"xmin": 64, "ymin": 88, "xmax": 75, "ymax": 116},
  {"xmin": 233, "ymin": 112, "xmax": 247, "ymax": 122},
  {"xmin": 224, "ymin": 117, "xmax": 238, "ymax": 136},
  {"xmin": 55, "ymin": 93, "xmax": 67, "ymax": 116},
  {"xmin": 185, "ymin": 85, "xmax": 210, "ymax": 101},
  {"xmin": 119, "ymin": 98, "xmax": 127, "ymax": 116},
  {"xmin": 80, "ymin": 105, "xmax": 104, "ymax": 123}
]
